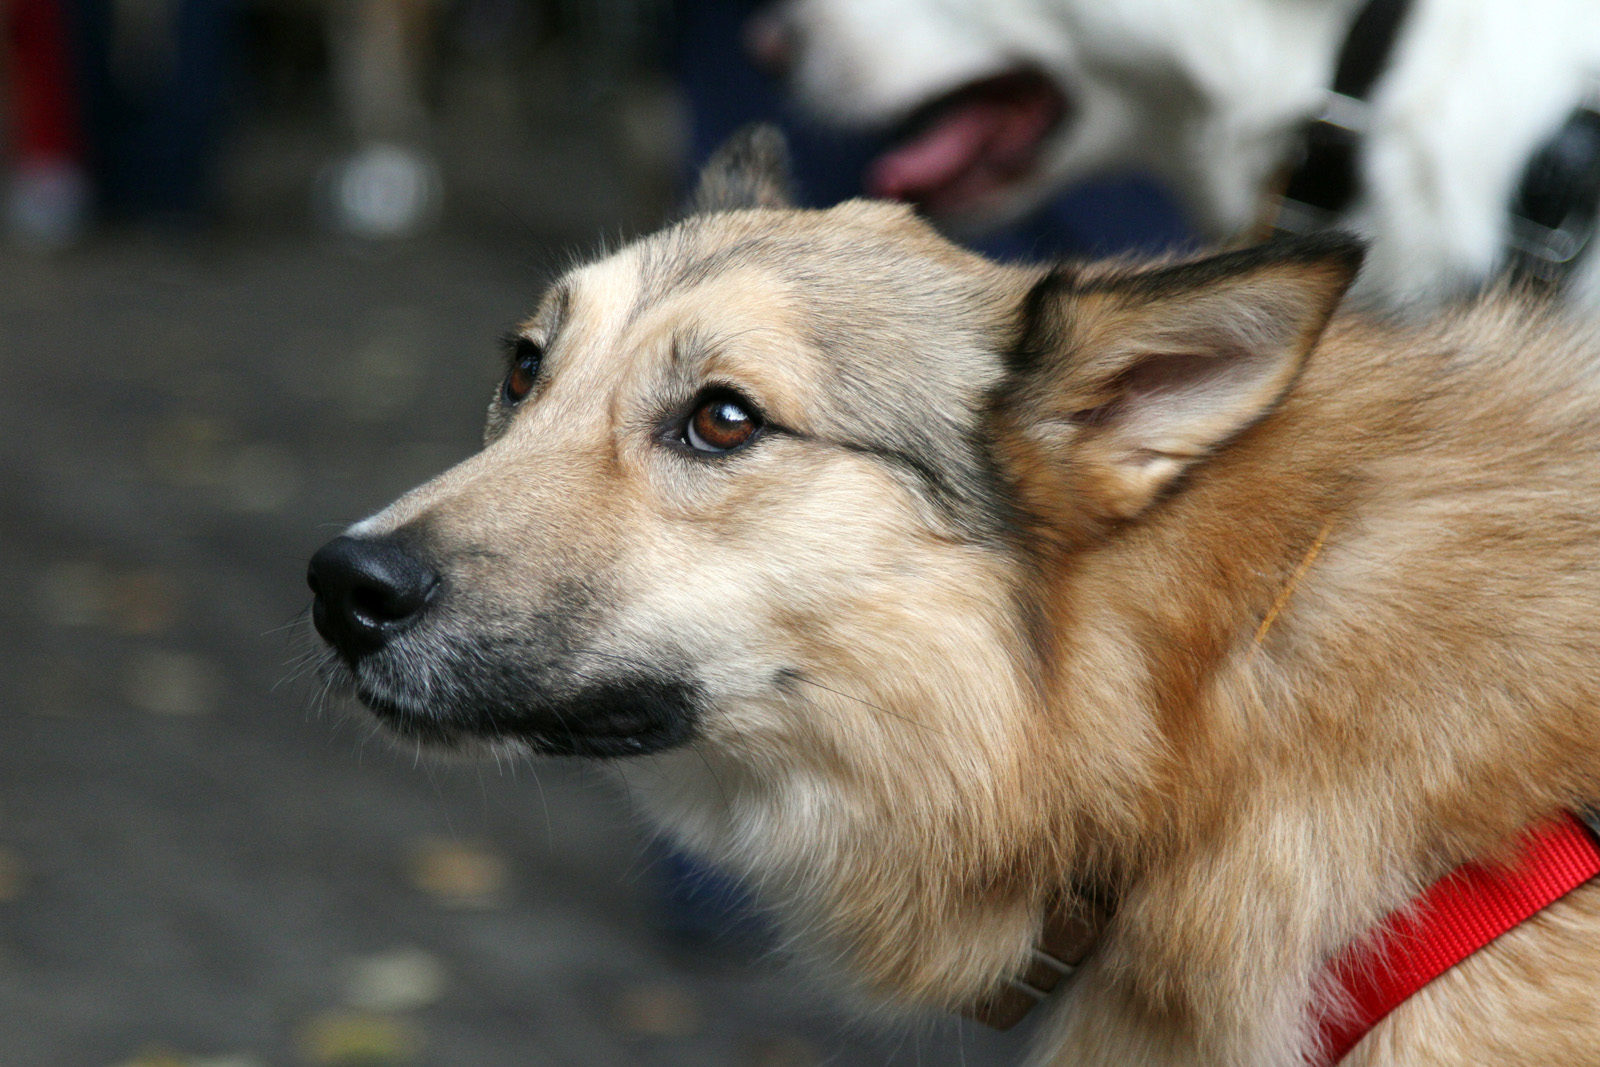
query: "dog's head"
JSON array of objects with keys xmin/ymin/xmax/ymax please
[
  {"xmin": 752, "ymin": 0, "xmax": 1349, "ymax": 234},
  {"xmin": 308, "ymin": 128, "xmax": 1359, "ymax": 1001},
  {"xmin": 308, "ymin": 129, "xmax": 1032, "ymax": 766},
  {"xmin": 747, "ymin": 0, "xmax": 1103, "ymax": 226}
]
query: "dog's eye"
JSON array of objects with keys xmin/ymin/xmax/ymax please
[
  {"xmin": 502, "ymin": 338, "xmax": 543, "ymax": 405},
  {"xmin": 685, "ymin": 391, "xmax": 762, "ymax": 454}
]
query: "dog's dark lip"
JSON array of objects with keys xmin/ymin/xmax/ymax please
[
  {"xmin": 867, "ymin": 67, "xmax": 1071, "ymax": 217},
  {"xmin": 354, "ymin": 681, "xmax": 700, "ymax": 759},
  {"xmin": 509, "ymin": 717, "xmax": 697, "ymax": 758}
]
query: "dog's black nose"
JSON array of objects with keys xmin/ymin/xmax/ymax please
[{"xmin": 307, "ymin": 534, "xmax": 439, "ymax": 657}]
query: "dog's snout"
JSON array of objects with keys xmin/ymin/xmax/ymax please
[{"xmin": 307, "ymin": 534, "xmax": 439, "ymax": 657}]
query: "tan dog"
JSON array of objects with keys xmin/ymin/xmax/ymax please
[{"xmin": 307, "ymin": 129, "xmax": 1600, "ymax": 1065}]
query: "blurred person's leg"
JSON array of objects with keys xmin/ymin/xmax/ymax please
[
  {"xmin": 674, "ymin": 0, "xmax": 880, "ymax": 210},
  {"xmin": 4, "ymin": 0, "xmax": 92, "ymax": 246},
  {"xmin": 69, "ymin": 0, "xmax": 238, "ymax": 228},
  {"xmin": 151, "ymin": 0, "xmax": 239, "ymax": 221},
  {"xmin": 318, "ymin": 0, "xmax": 443, "ymax": 239}
]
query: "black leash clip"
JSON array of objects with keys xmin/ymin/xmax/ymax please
[{"xmin": 1506, "ymin": 95, "xmax": 1600, "ymax": 288}]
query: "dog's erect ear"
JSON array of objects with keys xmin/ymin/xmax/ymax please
[
  {"xmin": 691, "ymin": 124, "xmax": 795, "ymax": 214},
  {"xmin": 1000, "ymin": 235, "xmax": 1364, "ymax": 525}
]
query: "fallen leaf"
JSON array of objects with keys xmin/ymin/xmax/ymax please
[
  {"xmin": 405, "ymin": 838, "xmax": 508, "ymax": 908},
  {"xmin": 299, "ymin": 1011, "xmax": 422, "ymax": 1066},
  {"xmin": 613, "ymin": 982, "xmax": 703, "ymax": 1039},
  {"xmin": 343, "ymin": 947, "xmax": 448, "ymax": 1013},
  {"xmin": 124, "ymin": 648, "xmax": 222, "ymax": 717}
]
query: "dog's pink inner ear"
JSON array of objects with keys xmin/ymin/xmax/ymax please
[
  {"xmin": 691, "ymin": 124, "xmax": 796, "ymax": 214},
  {"xmin": 1075, "ymin": 337, "xmax": 1299, "ymax": 519},
  {"xmin": 1017, "ymin": 238, "xmax": 1363, "ymax": 520}
]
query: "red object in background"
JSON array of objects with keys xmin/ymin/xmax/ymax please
[{"xmin": 7, "ymin": 0, "xmax": 83, "ymax": 164}]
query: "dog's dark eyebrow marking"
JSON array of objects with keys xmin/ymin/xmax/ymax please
[
  {"xmin": 629, "ymin": 233, "xmax": 773, "ymax": 326},
  {"xmin": 836, "ymin": 438, "xmax": 954, "ymax": 494},
  {"xmin": 630, "ymin": 231, "xmax": 701, "ymax": 322},
  {"xmin": 666, "ymin": 237, "xmax": 781, "ymax": 294},
  {"xmin": 668, "ymin": 329, "xmax": 703, "ymax": 373},
  {"xmin": 817, "ymin": 434, "xmax": 1013, "ymax": 543},
  {"xmin": 543, "ymin": 285, "xmax": 571, "ymax": 338},
  {"xmin": 666, "ymin": 324, "xmax": 774, "ymax": 374},
  {"xmin": 633, "ymin": 227, "xmax": 836, "ymax": 326},
  {"xmin": 503, "ymin": 285, "xmax": 570, "ymax": 367},
  {"xmin": 499, "ymin": 331, "xmax": 536, "ymax": 366}
]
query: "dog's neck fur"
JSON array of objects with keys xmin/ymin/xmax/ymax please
[
  {"xmin": 1015, "ymin": 307, "xmax": 1600, "ymax": 1064},
  {"xmin": 968, "ymin": 516, "xmax": 1344, "ymax": 1031}
]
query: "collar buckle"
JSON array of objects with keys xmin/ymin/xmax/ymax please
[{"xmin": 963, "ymin": 895, "xmax": 1109, "ymax": 1030}]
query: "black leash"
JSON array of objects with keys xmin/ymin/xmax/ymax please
[
  {"xmin": 1505, "ymin": 97, "xmax": 1600, "ymax": 288},
  {"xmin": 1275, "ymin": 0, "xmax": 1413, "ymax": 233},
  {"xmin": 1275, "ymin": 0, "xmax": 1600, "ymax": 290}
]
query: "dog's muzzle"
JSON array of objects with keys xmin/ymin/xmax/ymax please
[
  {"xmin": 306, "ymin": 532, "xmax": 701, "ymax": 757},
  {"xmin": 307, "ymin": 534, "xmax": 441, "ymax": 660}
]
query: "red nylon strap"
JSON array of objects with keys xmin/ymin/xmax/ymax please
[{"xmin": 1316, "ymin": 812, "xmax": 1600, "ymax": 1065}]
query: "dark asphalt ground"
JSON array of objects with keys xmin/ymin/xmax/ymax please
[{"xmin": 0, "ymin": 61, "xmax": 1034, "ymax": 1067}]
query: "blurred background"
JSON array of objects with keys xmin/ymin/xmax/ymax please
[{"xmin": 0, "ymin": 2, "xmax": 1186, "ymax": 1064}]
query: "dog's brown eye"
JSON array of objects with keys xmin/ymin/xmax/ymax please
[
  {"xmin": 502, "ymin": 338, "xmax": 543, "ymax": 405},
  {"xmin": 685, "ymin": 392, "xmax": 761, "ymax": 453}
]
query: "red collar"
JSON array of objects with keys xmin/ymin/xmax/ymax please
[{"xmin": 1315, "ymin": 811, "xmax": 1600, "ymax": 1065}]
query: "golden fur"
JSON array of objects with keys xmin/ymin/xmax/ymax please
[{"xmin": 315, "ymin": 129, "xmax": 1600, "ymax": 1065}]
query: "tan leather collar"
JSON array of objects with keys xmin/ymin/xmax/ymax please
[{"xmin": 965, "ymin": 894, "xmax": 1111, "ymax": 1029}]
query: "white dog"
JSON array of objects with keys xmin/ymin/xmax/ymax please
[{"xmin": 754, "ymin": 0, "xmax": 1600, "ymax": 307}]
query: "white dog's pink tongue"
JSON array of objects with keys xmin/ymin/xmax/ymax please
[{"xmin": 866, "ymin": 72, "xmax": 1065, "ymax": 216}]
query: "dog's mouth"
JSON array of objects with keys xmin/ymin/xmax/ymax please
[
  {"xmin": 360, "ymin": 680, "xmax": 701, "ymax": 758},
  {"xmin": 866, "ymin": 68, "xmax": 1070, "ymax": 218},
  {"xmin": 324, "ymin": 646, "xmax": 703, "ymax": 759}
]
